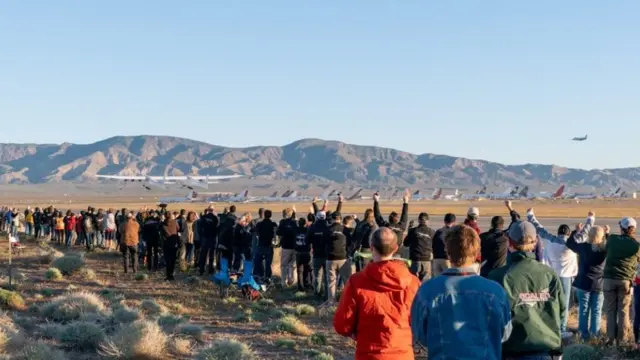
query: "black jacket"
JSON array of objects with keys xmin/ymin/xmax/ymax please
[
  {"xmin": 479, "ymin": 228, "xmax": 509, "ymax": 277},
  {"xmin": 432, "ymin": 226, "xmax": 452, "ymax": 260},
  {"xmin": 142, "ymin": 217, "xmax": 162, "ymax": 246},
  {"xmin": 295, "ymin": 226, "xmax": 311, "ymax": 253},
  {"xmin": 343, "ymin": 226, "xmax": 357, "ymax": 257},
  {"xmin": 234, "ymin": 224, "xmax": 254, "ymax": 259},
  {"xmin": 325, "ymin": 223, "xmax": 347, "ymax": 261},
  {"xmin": 218, "ymin": 213, "xmax": 237, "ymax": 249},
  {"xmin": 403, "ymin": 224, "xmax": 436, "ymax": 261},
  {"xmin": 353, "ymin": 221, "xmax": 377, "ymax": 251},
  {"xmin": 567, "ymin": 233, "xmax": 606, "ymax": 292},
  {"xmin": 199, "ymin": 213, "xmax": 219, "ymax": 241},
  {"xmin": 256, "ymin": 219, "xmax": 278, "ymax": 248},
  {"xmin": 308, "ymin": 220, "xmax": 329, "ymax": 258},
  {"xmin": 374, "ymin": 200, "xmax": 409, "ymax": 246},
  {"xmin": 277, "ymin": 218, "xmax": 298, "ymax": 250}
]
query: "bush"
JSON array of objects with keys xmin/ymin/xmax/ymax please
[
  {"xmin": 196, "ymin": 338, "xmax": 256, "ymax": 360},
  {"xmin": 112, "ymin": 307, "xmax": 142, "ymax": 324},
  {"xmin": 177, "ymin": 324, "xmax": 204, "ymax": 342},
  {"xmin": 563, "ymin": 344, "xmax": 602, "ymax": 360},
  {"xmin": 45, "ymin": 268, "xmax": 63, "ymax": 281},
  {"xmin": 158, "ymin": 314, "xmax": 186, "ymax": 333},
  {"xmin": 100, "ymin": 320, "xmax": 168, "ymax": 359},
  {"xmin": 40, "ymin": 291, "xmax": 107, "ymax": 323},
  {"xmin": 222, "ymin": 297, "xmax": 237, "ymax": 305},
  {"xmin": 140, "ymin": 299, "xmax": 167, "ymax": 316},
  {"xmin": 268, "ymin": 316, "xmax": 312, "ymax": 336},
  {"xmin": 0, "ymin": 323, "xmax": 26, "ymax": 354},
  {"xmin": 135, "ymin": 273, "xmax": 148, "ymax": 281},
  {"xmin": 295, "ymin": 304, "xmax": 316, "ymax": 316},
  {"xmin": 39, "ymin": 323, "xmax": 63, "ymax": 339},
  {"xmin": 274, "ymin": 338, "xmax": 297, "ymax": 349},
  {"xmin": 12, "ymin": 342, "xmax": 66, "ymax": 360},
  {"xmin": 169, "ymin": 303, "xmax": 185, "ymax": 315},
  {"xmin": 41, "ymin": 248, "xmax": 64, "ymax": 264},
  {"xmin": 52, "ymin": 253, "xmax": 86, "ymax": 275},
  {"xmin": 79, "ymin": 268, "xmax": 97, "ymax": 281},
  {"xmin": 304, "ymin": 349, "xmax": 334, "ymax": 360},
  {"xmin": 0, "ymin": 289, "xmax": 25, "ymax": 311},
  {"xmin": 41, "ymin": 288, "xmax": 54, "ymax": 297},
  {"xmin": 59, "ymin": 321, "xmax": 106, "ymax": 351},
  {"xmin": 169, "ymin": 337, "xmax": 193, "ymax": 357},
  {"xmin": 309, "ymin": 332, "xmax": 328, "ymax": 346}
]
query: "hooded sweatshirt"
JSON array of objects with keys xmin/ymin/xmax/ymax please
[{"xmin": 333, "ymin": 260, "xmax": 420, "ymax": 360}]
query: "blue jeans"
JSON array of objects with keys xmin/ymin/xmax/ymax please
[
  {"xmin": 65, "ymin": 230, "xmax": 73, "ymax": 247},
  {"xmin": 86, "ymin": 232, "xmax": 94, "ymax": 250},
  {"xmin": 185, "ymin": 243, "xmax": 194, "ymax": 263},
  {"xmin": 634, "ymin": 285, "xmax": 640, "ymax": 343},
  {"xmin": 25, "ymin": 223, "xmax": 33, "ymax": 236},
  {"xmin": 575, "ymin": 288, "xmax": 603, "ymax": 340},
  {"xmin": 95, "ymin": 231, "xmax": 104, "ymax": 247},
  {"xmin": 560, "ymin": 277, "xmax": 572, "ymax": 333}
]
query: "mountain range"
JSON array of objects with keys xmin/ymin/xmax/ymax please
[{"xmin": 0, "ymin": 135, "xmax": 638, "ymax": 190}]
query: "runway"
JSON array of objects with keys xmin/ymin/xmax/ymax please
[{"xmin": 436, "ymin": 216, "xmax": 621, "ymax": 231}]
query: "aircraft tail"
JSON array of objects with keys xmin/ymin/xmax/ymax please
[
  {"xmin": 270, "ymin": 191, "xmax": 278, "ymax": 198},
  {"xmin": 432, "ymin": 188, "xmax": 442, "ymax": 200},
  {"xmin": 518, "ymin": 186, "xmax": 529, "ymax": 197},
  {"xmin": 552, "ymin": 185, "xmax": 565, "ymax": 198},
  {"xmin": 347, "ymin": 189, "xmax": 363, "ymax": 201}
]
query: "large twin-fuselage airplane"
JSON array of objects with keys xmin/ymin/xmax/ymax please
[
  {"xmin": 572, "ymin": 134, "xmax": 588, "ymax": 141},
  {"xmin": 95, "ymin": 174, "xmax": 243, "ymax": 190}
]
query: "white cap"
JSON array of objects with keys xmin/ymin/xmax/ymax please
[
  {"xmin": 620, "ymin": 217, "xmax": 637, "ymax": 230},
  {"xmin": 467, "ymin": 207, "xmax": 479, "ymax": 217},
  {"xmin": 316, "ymin": 211, "xmax": 326, "ymax": 220}
]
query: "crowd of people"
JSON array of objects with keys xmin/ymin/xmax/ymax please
[{"xmin": 2, "ymin": 191, "xmax": 640, "ymax": 359}]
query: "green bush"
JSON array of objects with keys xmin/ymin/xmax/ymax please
[
  {"xmin": 563, "ymin": 344, "xmax": 602, "ymax": 360},
  {"xmin": 158, "ymin": 314, "xmax": 186, "ymax": 333},
  {"xmin": 135, "ymin": 273, "xmax": 149, "ymax": 281},
  {"xmin": 267, "ymin": 316, "xmax": 312, "ymax": 336},
  {"xmin": 59, "ymin": 321, "xmax": 106, "ymax": 351},
  {"xmin": 195, "ymin": 338, "xmax": 256, "ymax": 360},
  {"xmin": 177, "ymin": 324, "xmax": 204, "ymax": 342},
  {"xmin": 295, "ymin": 304, "xmax": 316, "ymax": 316},
  {"xmin": 12, "ymin": 343, "xmax": 66, "ymax": 360},
  {"xmin": 0, "ymin": 289, "xmax": 25, "ymax": 311},
  {"xmin": 40, "ymin": 291, "xmax": 107, "ymax": 323},
  {"xmin": 309, "ymin": 332, "xmax": 328, "ymax": 346},
  {"xmin": 112, "ymin": 307, "xmax": 142, "ymax": 324},
  {"xmin": 79, "ymin": 268, "xmax": 97, "ymax": 281},
  {"xmin": 52, "ymin": 254, "xmax": 86, "ymax": 275},
  {"xmin": 45, "ymin": 268, "xmax": 63, "ymax": 281},
  {"xmin": 140, "ymin": 299, "xmax": 167, "ymax": 316},
  {"xmin": 274, "ymin": 338, "xmax": 296, "ymax": 349}
]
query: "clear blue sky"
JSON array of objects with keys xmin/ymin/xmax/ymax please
[{"xmin": 1, "ymin": 1, "xmax": 638, "ymax": 170}]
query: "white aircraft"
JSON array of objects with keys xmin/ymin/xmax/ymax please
[
  {"xmin": 443, "ymin": 189, "xmax": 462, "ymax": 201},
  {"xmin": 487, "ymin": 186, "xmax": 522, "ymax": 200},
  {"xmin": 461, "ymin": 186, "xmax": 488, "ymax": 200},
  {"xmin": 572, "ymin": 134, "xmax": 588, "ymax": 141},
  {"xmin": 159, "ymin": 191, "xmax": 202, "ymax": 204},
  {"xmin": 95, "ymin": 174, "xmax": 242, "ymax": 190},
  {"xmin": 528, "ymin": 185, "xmax": 566, "ymax": 200}
]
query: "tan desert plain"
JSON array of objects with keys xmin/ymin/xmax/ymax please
[{"xmin": 1, "ymin": 186, "xmax": 640, "ymax": 359}]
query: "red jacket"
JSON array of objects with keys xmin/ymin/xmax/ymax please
[
  {"xmin": 333, "ymin": 260, "xmax": 420, "ymax": 360},
  {"xmin": 464, "ymin": 219, "xmax": 482, "ymax": 262},
  {"xmin": 64, "ymin": 216, "xmax": 76, "ymax": 231}
]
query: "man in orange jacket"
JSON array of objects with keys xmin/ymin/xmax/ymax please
[{"xmin": 333, "ymin": 227, "xmax": 420, "ymax": 360}]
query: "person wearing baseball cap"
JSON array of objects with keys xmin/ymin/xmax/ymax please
[
  {"xmin": 489, "ymin": 220, "xmax": 564, "ymax": 359},
  {"xmin": 602, "ymin": 216, "xmax": 639, "ymax": 346},
  {"xmin": 465, "ymin": 207, "xmax": 481, "ymax": 234}
]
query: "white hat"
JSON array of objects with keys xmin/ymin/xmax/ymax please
[
  {"xmin": 316, "ymin": 211, "xmax": 326, "ymax": 220},
  {"xmin": 620, "ymin": 217, "xmax": 637, "ymax": 230},
  {"xmin": 467, "ymin": 207, "xmax": 479, "ymax": 217}
]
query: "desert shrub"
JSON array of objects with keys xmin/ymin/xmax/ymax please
[
  {"xmin": 304, "ymin": 349, "xmax": 334, "ymax": 360},
  {"xmin": 269, "ymin": 309, "xmax": 286, "ymax": 319},
  {"xmin": 196, "ymin": 338, "xmax": 256, "ymax": 360},
  {"xmin": 39, "ymin": 323, "xmax": 63, "ymax": 339},
  {"xmin": 41, "ymin": 248, "xmax": 64, "ymax": 264},
  {"xmin": 158, "ymin": 314, "xmax": 186, "ymax": 333},
  {"xmin": 140, "ymin": 299, "xmax": 167, "ymax": 316},
  {"xmin": 41, "ymin": 288, "xmax": 54, "ymax": 297},
  {"xmin": 135, "ymin": 273, "xmax": 148, "ymax": 281},
  {"xmin": 177, "ymin": 324, "xmax": 204, "ymax": 342},
  {"xmin": 222, "ymin": 297, "xmax": 237, "ymax": 305},
  {"xmin": 40, "ymin": 291, "xmax": 107, "ymax": 323},
  {"xmin": 0, "ymin": 289, "xmax": 25, "ymax": 311},
  {"xmin": 112, "ymin": 307, "xmax": 142, "ymax": 324},
  {"xmin": 0, "ymin": 323, "xmax": 26, "ymax": 354},
  {"xmin": 309, "ymin": 332, "xmax": 328, "ymax": 346},
  {"xmin": 99, "ymin": 320, "xmax": 168, "ymax": 359},
  {"xmin": 10, "ymin": 315, "xmax": 36, "ymax": 332},
  {"xmin": 79, "ymin": 268, "xmax": 97, "ymax": 281},
  {"xmin": 293, "ymin": 291, "xmax": 312, "ymax": 300},
  {"xmin": 59, "ymin": 321, "xmax": 106, "ymax": 351},
  {"xmin": 45, "ymin": 268, "xmax": 63, "ymax": 281},
  {"xmin": 234, "ymin": 309, "xmax": 254, "ymax": 323},
  {"xmin": 12, "ymin": 342, "xmax": 66, "ymax": 360},
  {"xmin": 52, "ymin": 253, "xmax": 86, "ymax": 275},
  {"xmin": 169, "ymin": 337, "xmax": 193, "ymax": 357},
  {"xmin": 563, "ymin": 344, "xmax": 602, "ymax": 360},
  {"xmin": 169, "ymin": 303, "xmax": 185, "ymax": 314},
  {"xmin": 274, "ymin": 338, "xmax": 297, "ymax": 349},
  {"xmin": 268, "ymin": 316, "xmax": 312, "ymax": 336},
  {"xmin": 295, "ymin": 304, "xmax": 316, "ymax": 316}
]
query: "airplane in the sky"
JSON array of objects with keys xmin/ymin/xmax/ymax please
[
  {"xmin": 95, "ymin": 174, "xmax": 243, "ymax": 190},
  {"xmin": 572, "ymin": 134, "xmax": 588, "ymax": 141}
]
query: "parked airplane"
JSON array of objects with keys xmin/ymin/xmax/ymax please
[
  {"xmin": 96, "ymin": 174, "xmax": 242, "ymax": 190},
  {"xmin": 527, "ymin": 185, "xmax": 566, "ymax": 200},
  {"xmin": 159, "ymin": 191, "xmax": 202, "ymax": 204},
  {"xmin": 461, "ymin": 186, "xmax": 488, "ymax": 200},
  {"xmin": 443, "ymin": 189, "xmax": 462, "ymax": 201},
  {"xmin": 487, "ymin": 186, "xmax": 522, "ymax": 200},
  {"xmin": 572, "ymin": 134, "xmax": 588, "ymax": 141}
]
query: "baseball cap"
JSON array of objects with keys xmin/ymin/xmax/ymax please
[
  {"xmin": 620, "ymin": 217, "xmax": 637, "ymax": 230},
  {"xmin": 467, "ymin": 207, "xmax": 479, "ymax": 217},
  {"xmin": 316, "ymin": 211, "xmax": 326, "ymax": 220},
  {"xmin": 508, "ymin": 221, "xmax": 537, "ymax": 244}
]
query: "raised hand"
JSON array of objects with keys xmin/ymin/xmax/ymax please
[
  {"xmin": 403, "ymin": 189, "xmax": 410, "ymax": 203},
  {"xmin": 339, "ymin": 194, "xmax": 344, "ymax": 203},
  {"xmin": 527, "ymin": 208, "xmax": 534, "ymax": 214},
  {"xmin": 505, "ymin": 200, "xmax": 512, "ymax": 209},
  {"xmin": 313, "ymin": 196, "xmax": 318, "ymax": 203},
  {"xmin": 373, "ymin": 192, "xmax": 380, "ymax": 202},
  {"xmin": 588, "ymin": 211, "xmax": 595, "ymax": 217}
]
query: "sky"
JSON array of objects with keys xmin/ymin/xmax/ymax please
[{"xmin": 1, "ymin": 1, "xmax": 639, "ymax": 170}]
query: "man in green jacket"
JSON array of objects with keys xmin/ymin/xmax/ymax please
[
  {"xmin": 489, "ymin": 220, "xmax": 564, "ymax": 359},
  {"xmin": 603, "ymin": 217, "xmax": 640, "ymax": 345}
]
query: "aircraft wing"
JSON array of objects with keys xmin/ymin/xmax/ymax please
[
  {"xmin": 187, "ymin": 175, "xmax": 243, "ymax": 180},
  {"xmin": 96, "ymin": 175, "xmax": 146, "ymax": 180}
]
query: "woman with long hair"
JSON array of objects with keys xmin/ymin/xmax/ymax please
[
  {"xmin": 566, "ymin": 212, "xmax": 607, "ymax": 340},
  {"xmin": 180, "ymin": 211, "xmax": 198, "ymax": 265}
]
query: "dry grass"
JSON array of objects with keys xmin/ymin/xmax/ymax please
[
  {"xmin": 12, "ymin": 342, "xmax": 67, "ymax": 360},
  {"xmin": 45, "ymin": 268, "xmax": 63, "ymax": 281},
  {"xmin": 40, "ymin": 291, "xmax": 107, "ymax": 323},
  {"xmin": 112, "ymin": 306, "xmax": 142, "ymax": 324},
  {"xmin": 176, "ymin": 324, "xmax": 204, "ymax": 342},
  {"xmin": 169, "ymin": 336, "xmax": 194, "ymax": 357},
  {"xmin": 78, "ymin": 268, "xmax": 97, "ymax": 281},
  {"xmin": 99, "ymin": 320, "xmax": 168, "ymax": 359},
  {"xmin": 140, "ymin": 299, "xmax": 167, "ymax": 316},
  {"xmin": 58, "ymin": 320, "xmax": 106, "ymax": 351},
  {"xmin": 267, "ymin": 316, "xmax": 313, "ymax": 336},
  {"xmin": 196, "ymin": 338, "xmax": 257, "ymax": 360},
  {"xmin": 0, "ymin": 289, "xmax": 25, "ymax": 311},
  {"xmin": 52, "ymin": 254, "xmax": 86, "ymax": 275}
]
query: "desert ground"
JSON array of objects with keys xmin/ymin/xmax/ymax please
[{"xmin": 1, "ymin": 196, "xmax": 640, "ymax": 359}]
